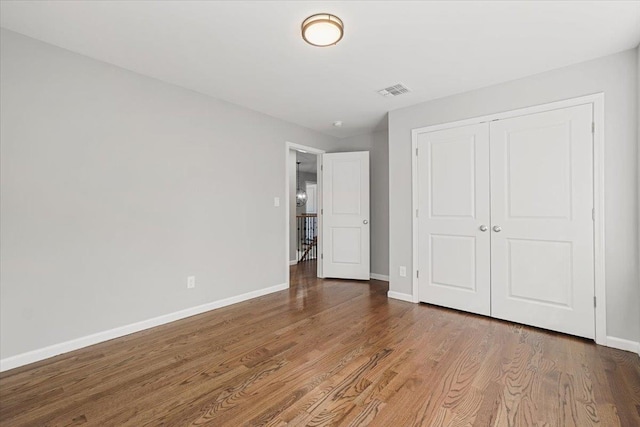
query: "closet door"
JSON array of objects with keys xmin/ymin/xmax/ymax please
[
  {"xmin": 417, "ymin": 123, "xmax": 491, "ymax": 315},
  {"xmin": 490, "ymin": 104, "xmax": 595, "ymax": 338}
]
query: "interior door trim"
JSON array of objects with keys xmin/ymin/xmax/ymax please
[{"xmin": 410, "ymin": 93, "xmax": 606, "ymax": 345}]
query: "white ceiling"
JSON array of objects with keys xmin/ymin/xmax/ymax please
[{"xmin": 1, "ymin": 1, "xmax": 639, "ymax": 138}]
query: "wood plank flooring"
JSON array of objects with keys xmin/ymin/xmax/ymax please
[{"xmin": 1, "ymin": 260, "xmax": 639, "ymax": 426}]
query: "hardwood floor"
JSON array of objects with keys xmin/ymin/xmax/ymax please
[{"xmin": 1, "ymin": 261, "xmax": 639, "ymax": 426}]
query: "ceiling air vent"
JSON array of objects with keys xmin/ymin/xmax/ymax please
[{"xmin": 377, "ymin": 83, "xmax": 410, "ymax": 97}]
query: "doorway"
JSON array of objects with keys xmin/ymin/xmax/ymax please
[
  {"xmin": 285, "ymin": 142, "xmax": 325, "ymax": 288},
  {"xmin": 285, "ymin": 142, "xmax": 373, "ymax": 288},
  {"xmin": 292, "ymin": 151, "xmax": 319, "ymax": 280}
]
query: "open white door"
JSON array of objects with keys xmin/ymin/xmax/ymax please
[{"xmin": 322, "ymin": 152, "xmax": 370, "ymax": 280}]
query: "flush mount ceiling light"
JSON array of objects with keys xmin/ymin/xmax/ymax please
[{"xmin": 301, "ymin": 13, "xmax": 344, "ymax": 47}]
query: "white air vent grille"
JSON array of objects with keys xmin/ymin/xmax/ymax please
[{"xmin": 377, "ymin": 83, "xmax": 410, "ymax": 97}]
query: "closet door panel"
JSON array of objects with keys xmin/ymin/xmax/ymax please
[
  {"xmin": 417, "ymin": 123, "xmax": 491, "ymax": 315},
  {"xmin": 490, "ymin": 104, "xmax": 595, "ymax": 338}
]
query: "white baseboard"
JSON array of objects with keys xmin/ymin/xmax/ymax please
[
  {"xmin": 0, "ymin": 282, "xmax": 288, "ymax": 372},
  {"xmin": 605, "ymin": 336, "xmax": 640, "ymax": 355},
  {"xmin": 370, "ymin": 273, "xmax": 389, "ymax": 282},
  {"xmin": 289, "ymin": 259, "xmax": 298, "ymax": 266},
  {"xmin": 387, "ymin": 291, "xmax": 416, "ymax": 303}
]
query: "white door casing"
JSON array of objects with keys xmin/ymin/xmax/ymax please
[
  {"xmin": 417, "ymin": 123, "xmax": 491, "ymax": 315},
  {"xmin": 490, "ymin": 104, "xmax": 595, "ymax": 338},
  {"xmin": 322, "ymin": 152, "xmax": 370, "ymax": 280}
]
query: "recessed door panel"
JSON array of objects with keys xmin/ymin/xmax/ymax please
[
  {"xmin": 430, "ymin": 235, "xmax": 476, "ymax": 291},
  {"xmin": 331, "ymin": 160, "xmax": 361, "ymax": 215},
  {"xmin": 417, "ymin": 123, "xmax": 491, "ymax": 316},
  {"xmin": 506, "ymin": 123, "xmax": 572, "ymax": 219},
  {"xmin": 430, "ymin": 137, "xmax": 476, "ymax": 218},
  {"xmin": 490, "ymin": 104, "xmax": 594, "ymax": 338},
  {"xmin": 507, "ymin": 238, "xmax": 572, "ymax": 307},
  {"xmin": 331, "ymin": 227, "xmax": 361, "ymax": 264}
]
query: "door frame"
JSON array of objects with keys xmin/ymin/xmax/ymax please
[
  {"xmin": 285, "ymin": 141, "xmax": 325, "ymax": 287},
  {"xmin": 411, "ymin": 93, "xmax": 606, "ymax": 344}
]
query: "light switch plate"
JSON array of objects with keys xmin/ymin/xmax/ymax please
[
  {"xmin": 399, "ymin": 266, "xmax": 407, "ymax": 277},
  {"xmin": 274, "ymin": 197, "xmax": 280, "ymax": 207},
  {"xmin": 187, "ymin": 276, "xmax": 196, "ymax": 289}
]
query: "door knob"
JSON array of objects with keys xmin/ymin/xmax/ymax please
[
  {"xmin": 493, "ymin": 225, "xmax": 502, "ymax": 232},
  {"xmin": 363, "ymin": 220, "xmax": 369, "ymax": 224},
  {"xmin": 479, "ymin": 225, "xmax": 488, "ymax": 232}
]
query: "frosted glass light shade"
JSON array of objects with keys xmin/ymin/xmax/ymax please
[
  {"xmin": 302, "ymin": 14, "xmax": 344, "ymax": 47},
  {"xmin": 296, "ymin": 188, "xmax": 308, "ymax": 207}
]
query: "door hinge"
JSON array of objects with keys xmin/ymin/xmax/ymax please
[
  {"xmin": 321, "ymin": 208, "xmax": 323, "ymax": 215},
  {"xmin": 416, "ymin": 270, "xmax": 420, "ymax": 278},
  {"xmin": 592, "ymin": 208, "xmax": 595, "ymax": 221},
  {"xmin": 416, "ymin": 209, "xmax": 419, "ymax": 218},
  {"xmin": 320, "ymin": 164, "xmax": 323, "ymax": 171},
  {"xmin": 321, "ymin": 253, "xmax": 323, "ymax": 259},
  {"xmin": 594, "ymin": 296, "xmax": 596, "ymax": 307},
  {"xmin": 592, "ymin": 122, "xmax": 595, "ymax": 134},
  {"xmin": 416, "ymin": 147, "xmax": 418, "ymax": 156}
]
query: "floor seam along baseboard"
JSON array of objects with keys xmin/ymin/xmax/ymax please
[{"xmin": 0, "ymin": 282, "xmax": 288, "ymax": 372}]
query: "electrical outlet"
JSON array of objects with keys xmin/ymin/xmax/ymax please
[
  {"xmin": 399, "ymin": 266, "xmax": 407, "ymax": 277},
  {"xmin": 187, "ymin": 276, "xmax": 196, "ymax": 289}
]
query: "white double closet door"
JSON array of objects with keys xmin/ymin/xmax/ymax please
[{"xmin": 417, "ymin": 104, "xmax": 595, "ymax": 338}]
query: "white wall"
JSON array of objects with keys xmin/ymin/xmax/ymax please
[
  {"xmin": 389, "ymin": 49, "xmax": 639, "ymax": 343},
  {"xmin": 338, "ymin": 130, "xmax": 390, "ymax": 277},
  {"xmin": 0, "ymin": 29, "xmax": 344, "ymax": 360}
]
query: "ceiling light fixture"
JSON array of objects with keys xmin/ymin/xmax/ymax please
[
  {"xmin": 301, "ymin": 13, "xmax": 344, "ymax": 47},
  {"xmin": 333, "ymin": 121, "xmax": 343, "ymax": 127}
]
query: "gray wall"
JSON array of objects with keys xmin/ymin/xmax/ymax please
[
  {"xmin": 0, "ymin": 29, "xmax": 343, "ymax": 359},
  {"xmin": 389, "ymin": 49, "xmax": 639, "ymax": 343},
  {"xmin": 338, "ymin": 130, "xmax": 390, "ymax": 277}
]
